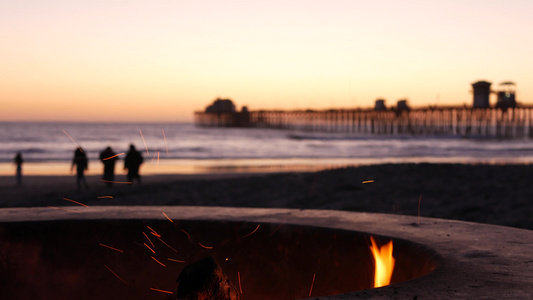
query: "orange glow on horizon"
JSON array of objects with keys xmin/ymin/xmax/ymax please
[{"xmin": 1, "ymin": 1, "xmax": 532, "ymax": 123}]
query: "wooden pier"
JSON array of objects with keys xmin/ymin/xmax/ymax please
[{"xmin": 194, "ymin": 107, "xmax": 533, "ymax": 138}]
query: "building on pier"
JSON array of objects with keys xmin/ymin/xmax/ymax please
[
  {"xmin": 396, "ymin": 99, "xmax": 410, "ymax": 112},
  {"xmin": 205, "ymin": 98, "xmax": 236, "ymax": 113},
  {"xmin": 374, "ymin": 99, "xmax": 387, "ymax": 111},
  {"xmin": 197, "ymin": 98, "xmax": 250, "ymax": 127},
  {"xmin": 496, "ymin": 81, "xmax": 517, "ymax": 110},
  {"xmin": 472, "ymin": 81, "xmax": 492, "ymax": 108}
]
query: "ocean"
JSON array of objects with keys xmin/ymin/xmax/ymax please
[{"xmin": 2, "ymin": 122, "xmax": 533, "ymax": 176}]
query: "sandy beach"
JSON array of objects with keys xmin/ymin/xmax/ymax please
[{"xmin": 1, "ymin": 163, "xmax": 532, "ymax": 230}]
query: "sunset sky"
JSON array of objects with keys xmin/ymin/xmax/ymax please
[{"xmin": 2, "ymin": 0, "xmax": 532, "ymax": 122}]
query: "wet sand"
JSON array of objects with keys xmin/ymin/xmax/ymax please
[{"xmin": 1, "ymin": 163, "xmax": 532, "ymax": 230}]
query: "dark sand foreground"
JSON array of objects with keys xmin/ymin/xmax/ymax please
[{"xmin": 1, "ymin": 163, "xmax": 532, "ymax": 230}]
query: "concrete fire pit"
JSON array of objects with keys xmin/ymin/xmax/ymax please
[{"xmin": 1, "ymin": 206, "xmax": 531, "ymax": 299}]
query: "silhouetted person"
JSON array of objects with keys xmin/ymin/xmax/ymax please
[
  {"xmin": 71, "ymin": 148, "xmax": 89, "ymax": 191},
  {"xmin": 99, "ymin": 146, "xmax": 118, "ymax": 186},
  {"xmin": 14, "ymin": 152, "xmax": 23, "ymax": 186},
  {"xmin": 124, "ymin": 144, "xmax": 143, "ymax": 184}
]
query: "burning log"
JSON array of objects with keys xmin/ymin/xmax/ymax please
[{"xmin": 177, "ymin": 256, "xmax": 240, "ymax": 300}]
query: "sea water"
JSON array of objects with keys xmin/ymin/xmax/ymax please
[{"xmin": 1, "ymin": 122, "xmax": 533, "ymax": 175}]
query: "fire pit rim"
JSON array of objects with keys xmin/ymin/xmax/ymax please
[{"xmin": 1, "ymin": 206, "xmax": 532, "ymax": 300}]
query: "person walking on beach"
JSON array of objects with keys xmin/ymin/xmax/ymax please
[
  {"xmin": 71, "ymin": 148, "xmax": 89, "ymax": 191},
  {"xmin": 14, "ymin": 152, "xmax": 23, "ymax": 186},
  {"xmin": 124, "ymin": 144, "xmax": 143, "ymax": 184},
  {"xmin": 99, "ymin": 146, "xmax": 118, "ymax": 186}
]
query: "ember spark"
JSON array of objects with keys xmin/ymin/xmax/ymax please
[
  {"xmin": 198, "ymin": 242, "xmax": 213, "ymax": 249},
  {"xmin": 99, "ymin": 243, "xmax": 124, "ymax": 253},
  {"xmin": 162, "ymin": 129, "xmax": 169, "ymax": 154},
  {"xmin": 309, "ymin": 273, "xmax": 316, "ymax": 297},
  {"xmin": 146, "ymin": 226, "xmax": 161, "ymax": 237},
  {"xmin": 150, "ymin": 288, "xmax": 173, "ymax": 294},
  {"xmin": 242, "ymin": 224, "xmax": 260, "ymax": 238},
  {"xmin": 144, "ymin": 243, "xmax": 156, "ymax": 254},
  {"xmin": 162, "ymin": 211, "xmax": 173, "ymax": 222},
  {"xmin": 180, "ymin": 229, "xmax": 191, "ymax": 240},
  {"xmin": 418, "ymin": 195, "xmax": 422, "ymax": 225},
  {"xmin": 270, "ymin": 224, "xmax": 282, "ymax": 236},
  {"xmin": 238, "ymin": 271, "xmax": 243, "ymax": 294},
  {"xmin": 102, "ymin": 152, "xmax": 124, "ymax": 160},
  {"xmin": 62, "ymin": 130, "xmax": 82, "ymax": 152},
  {"xmin": 143, "ymin": 232, "xmax": 155, "ymax": 248},
  {"xmin": 62, "ymin": 197, "xmax": 88, "ymax": 207},
  {"xmin": 139, "ymin": 129, "xmax": 149, "ymax": 155},
  {"xmin": 151, "ymin": 256, "xmax": 166, "ymax": 267},
  {"xmin": 157, "ymin": 237, "xmax": 178, "ymax": 252},
  {"xmin": 104, "ymin": 264, "xmax": 129, "ymax": 284}
]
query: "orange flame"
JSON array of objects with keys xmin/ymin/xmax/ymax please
[{"xmin": 369, "ymin": 236, "xmax": 395, "ymax": 288}]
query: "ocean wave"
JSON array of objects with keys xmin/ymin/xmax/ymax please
[{"xmin": 2, "ymin": 122, "xmax": 533, "ymax": 165}]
